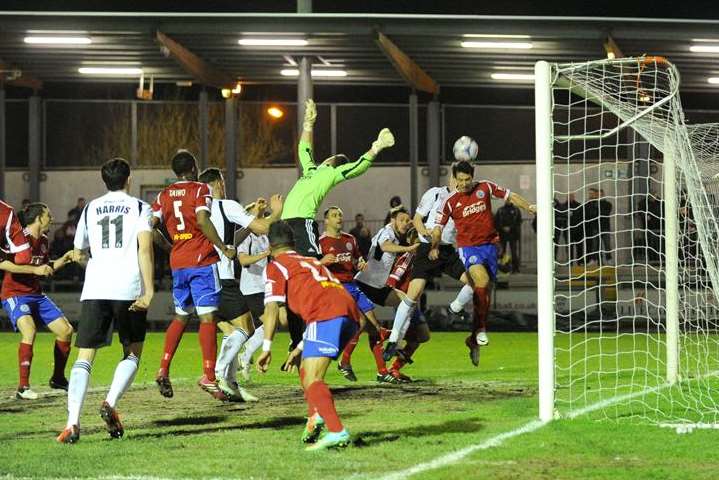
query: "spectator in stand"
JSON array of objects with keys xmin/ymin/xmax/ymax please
[
  {"xmin": 67, "ymin": 198, "xmax": 85, "ymax": 226},
  {"xmin": 554, "ymin": 196, "xmax": 569, "ymax": 262},
  {"xmin": 384, "ymin": 196, "xmax": 403, "ymax": 225},
  {"xmin": 598, "ymin": 189, "xmax": 613, "ymax": 262},
  {"xmin": 349, "ymin": 213, "xmax": 372, "ymax": 259},
  {"xmin": 569, "ymin": 192, "xmax": 584, "ymax": 265},
  {"xmin": 636, "ymin": 190, "xmax": 664, "ymax": 264},
  {"xmin": 495, "ymin": 200, "xmax": 523, "ymax": 273}
]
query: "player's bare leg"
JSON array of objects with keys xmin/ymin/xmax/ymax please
[
  {"xmin": 156, "ymin": 315, "xmax": 189, "ymax": 398},
  {"xmin": 101, "ymin": 342, "xmax": 143, "ymax": 439},
  {"xmin": 58, "ymin": 348, "xmax": 97, "ymax": 443},
  {"xmin": 46, "ymin": 317, "xmax": 73, "ymax": 391},
  {"xmin": 301, "ymin": 356, "xmax": 351, "ymax": 451},
  {"xmin": 15, "ymin": 315, "xmax": 38, "ymax": 399}
]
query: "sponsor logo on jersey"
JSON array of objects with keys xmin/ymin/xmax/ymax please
[
  {"xmin": 173, "ymin": 233, "xmax": 193, "ymax": 241},
  {"xmin": 462, "ymin": 201, "xmax": 486, "ymax": 217},
  {"xmin": 335, "ymin": 252, "xmax": 352, "ymax": 263}
]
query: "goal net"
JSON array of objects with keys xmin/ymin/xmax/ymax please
[{"xmin": 535, "ymin": 56, "xmax": 719, "ymax": 426}]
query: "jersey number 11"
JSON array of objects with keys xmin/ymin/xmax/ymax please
[{"xmin": 97, "ymin": 215, "xmax": 123, "ymax": 248}]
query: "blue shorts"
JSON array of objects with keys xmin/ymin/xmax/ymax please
[
  {"xmin": 343, "ymin": 281, "xmax": 375, "ymax": 314},
  {"xmin": 459, "ymin": 244, "xmax": 499, "ymax": 281},
  {"xmin": 172, "ymin": 264, "xmax": 221, "ymax": 315},
  {"xmin": 2, "ymin": 294, "xmax": 65, "ymax": 331},
  {"xmin": 302, "ymin": 316, "xmax": 359, "ymax": 359}
]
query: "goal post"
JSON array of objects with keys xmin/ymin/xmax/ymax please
[{"xmin": 534, "ymin": 56, "xmax": 719, "ymax": 425}]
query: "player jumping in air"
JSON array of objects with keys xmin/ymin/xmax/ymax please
[
  {"xmin": 152, "ymin": 151, "xmax": 237, "ymax": 401},
  {"xmin": 431, "ymin": 160, "xmax": 535, "ymax": 366},
  {"xmin": 383, "ymin": 172, "xmax": 475, "ymax": 359},
  {"xmin": 57, "ymin": 158, "xmax": 155, "ymax": 443},
  {"xmin": 258, "ymin": 221, "xmax": 361, "ymax": 451},
  {"xmin": 318, "ymin": 206, "xmax": 390, "ymax": 382},
  {"xmin": 1, "ymin": 203, "xmax": 76, "ymax": 399},
  {"xmin": 280, "ymin": 98, "xmax": 395, "ymax": 365}
]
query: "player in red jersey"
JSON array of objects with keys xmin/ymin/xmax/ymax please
[
  {"xmin": 318, "ymin": 206, "xmax": 391, "ymax": 383},
  {"xmin": 432, "ymin": 160, "xmax": 535, "ymax": 365},
  {"xmin": 152, "ymin": 150, "xmax": 237, "ymax": 400},
  {"xmin": 258, "ymin": 221, "xmax": 360, "ymax": 451},
  {"xmin": 1, "ymin": 203, "xmax": 76, "ymax": 399},
  {"xmin": 0, "ymin": 200, "xmax": 31, "ymax": 265}
]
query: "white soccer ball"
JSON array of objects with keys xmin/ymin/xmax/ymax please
[{"xmin": 453, "ymin": 136, "xmax": 479, "ymax": 161}]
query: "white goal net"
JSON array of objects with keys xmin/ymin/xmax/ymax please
[{"xmin": 536, "ymin": 56, "xmax": 719, "ymax": 425}]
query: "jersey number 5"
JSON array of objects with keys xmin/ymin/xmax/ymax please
[
  {"xmin": 173, "ymin": 200, "xmax": 186, "ymax": 231},
  {"xmin": 97, "ymin": 215, "xmax": 123, "ymax": 249}
]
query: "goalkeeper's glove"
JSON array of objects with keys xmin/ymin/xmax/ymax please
[
  {"xmin": 302, "ymin": 99, "xmax": 317, "ymax": 131},
  {"xmin": 370, "ymin": 128, "xmax": 395, "ymax": 156}
]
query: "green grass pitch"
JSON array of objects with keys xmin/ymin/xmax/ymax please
[{"xmin": 1, "ymin": 331, "xmax": 718, "ymax": 479}]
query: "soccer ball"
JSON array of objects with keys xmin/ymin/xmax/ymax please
[{"xmin": 452, "ymin": 136, "xmax": 479, "ymax": 161}]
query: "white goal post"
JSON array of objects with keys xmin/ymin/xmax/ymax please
[{"xmin": 535, "ymin": 56, "xmax": 719, "ymax": 425}]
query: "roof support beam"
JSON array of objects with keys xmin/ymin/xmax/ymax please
[
  {"xmin": 375, "ymin": 31, "xmax": 439, "ymax": 95},
  {"xmin": 603, "ymin": 35, "xmax": 625, "ymax": 59},
  {"xmin": 156, "ymin": 30, "xmax": 235, "ymax": 89}
]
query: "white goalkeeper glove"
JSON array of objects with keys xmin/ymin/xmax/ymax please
[
  {"xmin": 370, "ymin": 128, "xmax": 395, "ymax": 156},
  {"xmin": 302, "ymin": 99, "xmax": 317, "ymax": 132}
]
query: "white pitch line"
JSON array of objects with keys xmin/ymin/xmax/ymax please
[{"xmin": 376, "ymin": 419, "xmax": 547, "ymax": 480}]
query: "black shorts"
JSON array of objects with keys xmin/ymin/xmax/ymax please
[
  {"xmin": 75, "ymin": 300, "xmax": 147, "ymax": 349},
  {"xmin": 357, "ymin": 281, "xmax": 392, "ymax": 307},
  {"xmin": 411, "ymin": 243, "xmax": 466, "ymax": 281},
  {"xmin": 217, "ymin": 280, "xmax": 249, "ymax": 322},
  {"xmin": 284, "ymin": 218, "xmax": 322, "ymax": 259},
  {"xmin": 244, "ymin": 292, "xmax": 265, "ymax": 327}
]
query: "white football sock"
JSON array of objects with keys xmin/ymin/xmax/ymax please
[
  {"xmin": 389, "ymin": 299, "xmax": 415, "ymax": 343},
  {"xmin": 105, "ymin": 354, "xmax": 139, "ymax": 408},
  {"xmin": 67, "ymin": 360, "xmax": 92, "ymax": 428},
  {"xmin": 241, "ymin": 325, "xmax": 265, "ymax": 366},
  {"xmin": 450, "ymin": 285, "xmax": 474, "ymax": 313},
  {"xmin": 215, "ymin": 329, "xmax": 249, "ymax": 379}
]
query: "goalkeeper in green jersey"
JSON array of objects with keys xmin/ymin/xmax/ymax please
[{"xmin": 281, "ymin": 98, "xmax": 395, "ymax": 258}]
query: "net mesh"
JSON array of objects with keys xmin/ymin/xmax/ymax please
[{"xmin": 549, "ymin": 56, "xmax": 719, "ymax": 424}]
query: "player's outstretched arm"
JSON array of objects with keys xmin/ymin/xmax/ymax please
[
  {"xmin": 50, "ymin": 250, "xmax": 75, "ymax": 272},
  {"xmin": 130, "ymin": 231, "xmax": 155, "ymax": 312},
  {"xmin": 247, "ymin": 194, "xmax": 284, "ymax": 235},
  {"xmin": 297, "ymin": 99, "xmax": 318, "ymax": 175},
  {"xmin": 333, "ymin": 128, "xmax": 396, "ymax": 184},
  {"xmin": 239, "ymin": 250, "xmax": 270, "ymax": 267},
  {"xmin": 197, "ymin": 209, "xmax": 236, "ymax": 260},
  {"xmin": 508, "ymin": 192, "xmax": 537, "ymax": 215},
  {"xmin": 0, "ymin": 260, "xmax": 53, "ymax": 276},
  {"xmin": 380, "ymin": 240, "xmax": 419, "ymax": 254}
]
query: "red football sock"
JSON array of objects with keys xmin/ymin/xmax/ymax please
[
  {"xmin": 305, "ymin": 381, "xmax": 343, "ymax": 432},
  {"xmin": 392, "ymin": 341, "xmax": 419, "ymax": 371},
  {"xmin": 368, "ymin": 332, "xmax": 388, "ymax": 375},
  {"xmin": 159, "ymin": 318, "xmax": 186, "ymax": 376},
  {"xmin": 340, "ymin": 329, "xmax": 361, "ymax": 366},
  {"xmin": 18, "ymin": 342, "xmax": 33, "ymax": 388},
  {"xmin": 473, "ymin": 287, "xmax": 489, "ymax": 334},
  {"xmin": 52, "ymin": 340, "xmax": 71, "ymax": 380},
  {"xmin": 198, "ymin": 322, "xmax": 217, "ymax": 381}
]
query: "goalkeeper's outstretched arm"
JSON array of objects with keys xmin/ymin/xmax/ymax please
[
  {"xmin": 297, "ymin": 99, "xmax": 317, "ymax": 175},
  {"xmin": 333, "ymin": 127, "xmax": 396, "ymax": 183}
]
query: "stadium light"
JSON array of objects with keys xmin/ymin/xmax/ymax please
[
  {"xmin": 280, "ymin": 69, "xmax": 348, "ymax": 77},
  {"xmin": 239, "ymin": 38, "xmax": 308, "ymax": 46},
  {"xmin": 463, "ymin": 34, "xmax": 531, "ymax": 39},
  {"xmin": 461, "ymin": 41, "xmax": 533, "ymax": 49},
  {"xmin": 491, "ymin": 72, "xmax": 535, "ymax": 81},
  {"xmin": 690, "ymin": 45, "xmax": 719, "ymax": 53},
  {"xmin": 267, "ymin": 106, "xmax": 284, "ymax": 119},
  {"xmin": 24, "ymin": 36, "xmax": 91, "ymax": 45},
  {"xmin": 79, "ymin": 67, "xmax": 143, "ymax": 75},
  {"xmin": 708, "ymin": 77, "xmax": 719, "ymax": 84}
]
